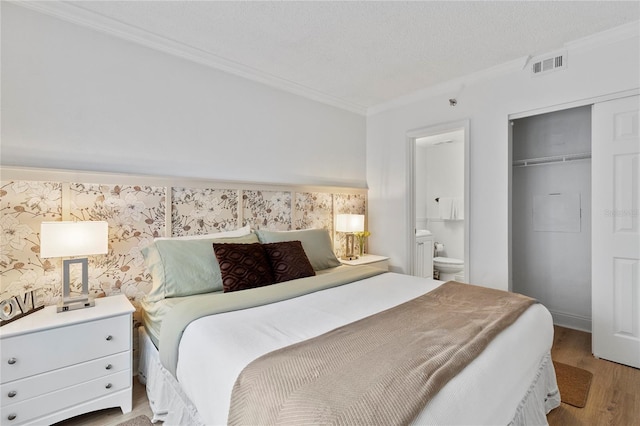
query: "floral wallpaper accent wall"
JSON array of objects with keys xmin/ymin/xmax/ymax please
[
  {"xmin": 0, "ymin": 176, "xmax": 366, "ymax": 312},
  {"xmin": 171, "ymin": 187, "xmax": 239, "ymax": 236},
  {"xmin": 243, "ymin": 190, "xmax": 291, "ymax": 230},
  {"xmin": 335, "ymin": 193, "xmax": 366, "ymax": 215},
  {"xmin": 0, "ymin": 181, "xmax": 62, "ymax": 304},
  {"xmin": 294, "ymin": 192, "xmax": 333, "ymax": 231},
  {"xmin": 69, "ymin": 183, "xmax": 166, "ymax": 306}
]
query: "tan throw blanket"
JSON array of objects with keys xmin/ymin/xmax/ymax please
[{"xmin": 228, "ymin": 281, "xmax": 537, "ymax": 426}]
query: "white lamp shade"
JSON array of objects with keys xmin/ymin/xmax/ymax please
[
  {"xmin": 335, "ymin": 214, "xmax": 365, "ymax": 233},
  {"xmin": 40, "ymin": 221, "xmax": 109, "ymax": 258}
]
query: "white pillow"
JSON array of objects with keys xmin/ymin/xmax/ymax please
[{"xmin": 154, "ymin": 224, "xmax": 251, "ymax": 240}]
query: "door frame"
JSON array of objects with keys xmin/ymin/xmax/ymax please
[{"xmin": 406, "ymin": 119, "xmax": 470, "ymax": 278}]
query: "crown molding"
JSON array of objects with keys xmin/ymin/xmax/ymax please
[
  {"xmin": 11, "ymin": 0, "xmax": 368, "ymax": 116},
  {"xmin": 10, "ymin": 1, "xmax": 638, "ymax": 118},
  {"xmin": 566, "ymin": 20, "xmax": 639, "ymax": 52},
  {"xmin": 367, "ymin": 20, "xmax": 639, "ymax": 116}
]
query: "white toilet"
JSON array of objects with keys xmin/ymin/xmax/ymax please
[
  {"xmin": 432, "ymin": 242, "xmax": 464, "ymax": 281},
  {"xmin": 433, "ymin": 257, "xmax": 464, "ymax": 281}
]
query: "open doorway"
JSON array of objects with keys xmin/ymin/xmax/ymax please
[
  {"xmin": 407, "ymin": 120, "xmax": 470, "ymax": 281},
  {"xmin": 510, "ymin": 106, "xmax": 592, "ymax": 332}
]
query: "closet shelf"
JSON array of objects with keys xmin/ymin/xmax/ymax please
[{"xmin": 512, "ymin": 152, "xmax": 591, "ymax": 167}]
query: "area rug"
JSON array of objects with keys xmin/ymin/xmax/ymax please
[
  {"xmin": 116, "ymin": 414, "xmax": 153, "ymax": 426},
  {"xmin": 553, "ymin": 361, "xmax": 593, "ymax": 408}
]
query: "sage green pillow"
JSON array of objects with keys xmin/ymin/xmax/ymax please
[
  {"xmin": 142, "ymin": 233, "xmax": 259, "ymax": 301},
  {"xmin": 256, "ymin": 229, "xmax": 340, "ymax": 271}
]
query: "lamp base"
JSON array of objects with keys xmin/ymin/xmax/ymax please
[
  {"xmin": 341, "ymin": 254, "xmax": 359, "ymax": 261},
  {"xmin": 341, "ymin": 233, "xmax": 359, "ymax": 261},
  {"xmin": 57, "ymin": 297, "xmax": 95, "ymax": 313}
]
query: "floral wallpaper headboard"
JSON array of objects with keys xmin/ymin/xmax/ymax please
[{"xmin": 0, "ymin": 167, "xmax": 367, "ymax": 315}]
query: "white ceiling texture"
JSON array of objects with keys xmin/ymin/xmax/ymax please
[{"xmin": 21, "ymin": 1, "xmax": 640, "ymax": 114}]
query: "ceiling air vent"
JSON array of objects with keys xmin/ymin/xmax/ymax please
[{"xmin": 531, "ymin": 51, "xmax": 567, "ymax": 76}]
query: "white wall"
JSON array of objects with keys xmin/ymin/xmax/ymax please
[
  {"xmin": 424, "ymin": 142, "xmax": 464, "ymax": 220},
  {"xmin": 419, "ymin": 141, "xmax": 464, "ymax": 261},
  {"xmin": 367, "ymin": 27, "xmax": 639, "ymax": 287},
  {"xmin": 0, "ymin": 3, "xmax": 366, "ymax": 187}
]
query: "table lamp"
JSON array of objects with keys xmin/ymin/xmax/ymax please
[
  {"xmin": 40, "ymin": 221, "xmax": 108, "ymax": 312},
  {"xmin": 335, "ymin": 214, "xmax": 364, "ymax": 260}
]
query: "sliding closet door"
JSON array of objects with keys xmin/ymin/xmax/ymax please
[{"xmin": 592, "ymin": 95, "xmax": 640, "ymax": 368}]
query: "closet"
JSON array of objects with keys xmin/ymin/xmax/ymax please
[{"xmin": 511, "ymin": 106, "xmax": 592, "ymax": 332}]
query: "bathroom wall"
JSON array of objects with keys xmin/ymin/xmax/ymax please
[
  {"xmin": 415, "ymin": 138, "xmax": 464, "ymax": 261},
  {"xmin": 511, "ymin": 106, "xmax": 592, "ymax": 331}
]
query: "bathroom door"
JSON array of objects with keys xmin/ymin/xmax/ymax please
[{"xmin": 592, "ymin": 95, "xmax": 640, "ymax": 368}]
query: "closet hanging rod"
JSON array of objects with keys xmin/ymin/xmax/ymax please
[{"xmin": 512, "ymin": 152, "xmax": 591, "ymax": 168}]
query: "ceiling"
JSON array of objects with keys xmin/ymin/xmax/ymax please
[{"xmin": 24, "ymin": 1, "xmax": 640, "ymax": 114}]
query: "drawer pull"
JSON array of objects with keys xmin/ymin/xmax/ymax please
[
  {"xmin": 106, "ymin": 335, "xmax": 113, "ymax": 341},
  {"xmin": 7, "ymin": 358, "xmax": 17, "ymax": 365},
  {"xmin": 8, "ymin": 414, "xmax": 16, "ymax": 421},
  {"xmin": 8, "ymin": 390, "xmax": 17, "ymax": 398},
  {"xmin": 105, "ymin": 364, "xmax": 113, "ymax": 370},
  {"xmin": 105, "ymin": 383, "xmax": 113, "ymax": 389}
]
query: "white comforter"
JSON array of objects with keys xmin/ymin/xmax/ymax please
[{"xmin": 176, "ymin": 273, "xmax": 554, "ymax": 425}]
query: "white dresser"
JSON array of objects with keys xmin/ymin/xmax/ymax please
[{"xmin": 0, "ymin": 295, "xmax": 135, "ymax": 425}]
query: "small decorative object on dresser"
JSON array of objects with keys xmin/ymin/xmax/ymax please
[
  {"xmin": 354, "ymin": 230, "xmax": 371, "ymax": 257},
  {"xmin": 340, "ymin": 254, "xmax": 390, "ymax": 271},
  {"xmin": 0, "ymin": 294, "xmax": 135, "ymax": 425},
  {"xmin": 0, "ymin": 290, "xmax": 44, "ymax": 327}
]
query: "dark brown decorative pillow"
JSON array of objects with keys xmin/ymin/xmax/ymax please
[
  {"xmin": 262, "ymin": 240, "xmax": 316, "ymax": 283},
  {"xmin": 213, "ymin": 243, "xmax": 275, "ymax": 293}
]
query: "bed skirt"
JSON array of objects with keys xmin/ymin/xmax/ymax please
[
  {"xmin": 138, "ymin": 326, "xmax": 202, "ymax": 425},
  {"xmin": 138, "ymin": 326, "xmax": 560, "ymax": 425},
  {"xmin": 509, "ymin": 352, "xmax": 560, "ymax": 425}
]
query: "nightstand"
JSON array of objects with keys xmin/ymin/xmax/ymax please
[
  {"xmin": 340, "ymin": 254, "xmax": 390, "ymax": 271},
  {"xmin": 0, "ymin": 294, "xmax": 135, "ymax": 425}
]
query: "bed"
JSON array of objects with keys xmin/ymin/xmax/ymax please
[{"xmin": 137, "ymin": 227, "xmax": 560, "ymax": 425}]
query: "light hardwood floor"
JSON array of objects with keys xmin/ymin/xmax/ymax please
[
  {"xmin": 547, "ymin": 325, "xmax": 640, "ymax": 426},
  {"xmin": 54, "ymin": 326, "xmax": 639, "ymax": 425}
]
